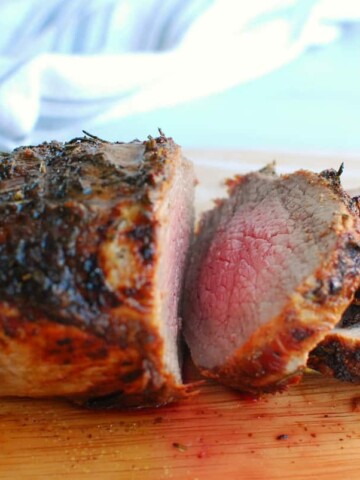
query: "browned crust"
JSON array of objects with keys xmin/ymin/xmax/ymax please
[
  {"xmin": 0, "ymin": 301, "xmax": 189, "ymax": 405},
  {"xmin": 307, "ymin": 186, "xmax": 360, "ymax": 384},
  {"xmin": 197, "ymin": 169, "xmax": 360, "ymax": 394},
  {"xmin": 0, "ymin": 133, "xmax": 179, "ymax": 339},
  {"xmin": 0, "ymin": 133, "xmax": 194, "ymax": 407},
  {"xmin": 308, "ymin": 331, "xmax": 360, "ymax": 384},
  {"xmin": 307, "ymin": 283, "xmax": 360, "ymax": 384}
]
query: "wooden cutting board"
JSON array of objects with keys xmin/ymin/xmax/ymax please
[{"xmin": 1, "ymin": 149, "xmax": 360, "ymax": 480}]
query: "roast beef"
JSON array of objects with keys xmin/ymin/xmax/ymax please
[
  {"xmin": 0, "ymin": 132, "xmax": 195, "ymax": 407},
  {"xmin": 182, "ymin": 165, "xmax": 360, "ymax": 394},
  {"xmin": 308, "ymin": 291, "xmax": 360, "ymax": 382},
  {"xmin": 308, "ymin": 196, "xmax": 360, "ymax": 383}
]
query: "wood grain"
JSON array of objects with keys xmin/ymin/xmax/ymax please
[
  {"xmin": 1, "ymin": 149, "xmax": 360, "ymax": 480},
  {"xmin": 1, "ymin": 373, "xmax": 360, "ymax": 480}
]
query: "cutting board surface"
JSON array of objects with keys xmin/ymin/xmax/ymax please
[{"xmin": 1, "ymin": 149, "xmax": 360, "ymax": 480}]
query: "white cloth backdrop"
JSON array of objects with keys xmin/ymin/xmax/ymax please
[{"xmin": 0, "ymin": 0, "xmax": 359, "ymax": 150}]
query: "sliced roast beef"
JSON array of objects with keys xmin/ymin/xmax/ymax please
[
  {"xmin": 0, "ymin": 132, "xmax": 195, "ymax": 407},
  {"xmin": 308, "ymin": 196, "xmax": 360, "ymax": 383},
  {"xmin": 308, "ymin": 291, "xmax": 360, "ymax": 382},
  {"xmin": 182, "ymin": 165, "xmax": 360, "ymax": 394}
]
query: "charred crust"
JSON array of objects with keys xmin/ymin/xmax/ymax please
[
  {"xmin": 140, "ymin": 244, "xmax": 154, "ymax": 263},
  {"xmin": 305, "ymin": 238, "xmax": 360, "ymax": 305},
  {"xmin": 0, "ymin": 208, "xmax": 120, "ymax": 336},
  {"xmin": 127, "ymin": 224, "xmax": 153, "ymax": 241},
  {"xmin": 320, "ymin": 166, "xmax": 360, "ymax": 216},
  {"xmin": 291, "ymin": 327, "xmax": 314, "ymax": 342},
  {"xmin": 340, "ymin": 302, "xmax": 360, "ymax": 328},
  {"xmin": 126, "ymin": 223, "xmax": 155, "ymax": 264},
  {"xmin": 309, "ymin": 338, "xmax": 360, "ymax": 383},
  {"xmin": 143, "ymin": 129, "xmax": 172, "ymax": 153},
  {"xmin": 320, "ymin": 166, "xmax": 343, "ymax": 190},
  {"xmin": 0, "ymin": 133, "xmax": 178, "ymax": 341},
  {"xmin": 121, "ymin": 369, "xmax": 144, "ymax": 383},
  {"xmin": 309, "ymin": 290, "xmax": 360, "ymax": 382}
]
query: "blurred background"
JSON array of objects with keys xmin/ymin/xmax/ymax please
[{"xmin": 0, "ymin": 0, "xmax": 359, "ymax": 155}]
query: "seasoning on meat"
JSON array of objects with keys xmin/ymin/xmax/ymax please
[
  {"xmin": 0, "ymin": 131, "xmax": 195, "ymax": 407},
  {"xmin": 308, "ymin": 290, "xmax": 360, "ymax": 383}
]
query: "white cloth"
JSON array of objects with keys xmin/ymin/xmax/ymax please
[{"xmin": 0, "ymin": 0, "xmax": 359, "ymax": 150}]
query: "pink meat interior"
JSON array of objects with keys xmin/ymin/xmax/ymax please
[
  {"xmin": 183, "ymin": 172, "xmax": 340, "ymax": 369},
  {"xmin": 156, "ymin": 156, "xmax": 194, "ymax": 381}
]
